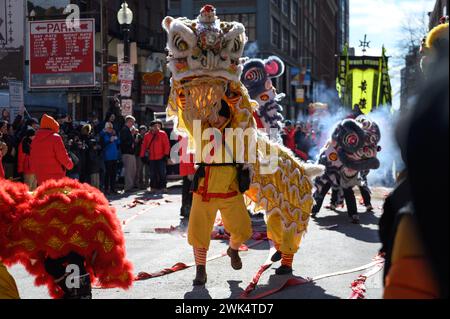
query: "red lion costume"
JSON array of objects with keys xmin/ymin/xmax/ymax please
[{"xmin": 0, "ymin": 178, "xmax": 133, "ymax": 298}]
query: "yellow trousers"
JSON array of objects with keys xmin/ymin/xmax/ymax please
[
  {"xmin": 266, "ymin": 213, "xmax": 302, "ymax": 255},
  {"xmin": 0, "ymin": 262, "xmax": 20, "ymax": 299},
  {"xmin": 188, "ymin": 193, "xmax": 253, "ymax": 250}
]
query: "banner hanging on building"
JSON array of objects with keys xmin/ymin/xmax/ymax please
[
  {"xmin": 338, "ymin": 46, "xmax": 392, "ymax": 114},
  {"xmin": 0, "ymin": 0, "xmax": 25, "ymax": 90},
  {"xmin": 29, "ymin": 19, "xmax": 95, "ymax": 89}
]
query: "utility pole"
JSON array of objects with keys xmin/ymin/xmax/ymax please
[{"xmin": 101, "ymin": 0, "xmax": 109, "ymax": 119}]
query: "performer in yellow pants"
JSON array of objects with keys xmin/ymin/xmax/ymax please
[
  {"xmin": 187, "ymin": 101, "xmax": 253, "ymax": 286},
  {"xmin": 266, "ymin": 213, "xmax": 302, "ymax": 273},
  {"xmin": 0, "ymin": 262, "xmax": 20, "ymax": 299}
]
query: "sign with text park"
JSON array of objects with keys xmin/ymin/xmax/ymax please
[{"xmin": 29, "ymin": 19, "xmax": 95, "ymax": 89}]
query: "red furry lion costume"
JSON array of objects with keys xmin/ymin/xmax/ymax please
[{"xmin": 0, "ymin": 178, "xmax": 133, "ymax": 298}]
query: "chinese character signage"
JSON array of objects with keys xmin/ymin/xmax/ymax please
[
  {"xmin": 337, "ymin": 46, "xmax": 392, "ymax": 114},
  {"xmin": 29, "ymin": 19, "xmax": 95, "ymax": 89}
]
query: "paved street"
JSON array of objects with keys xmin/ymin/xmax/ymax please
[{"xmin": 10, "ymin": 182, "xmax": 390, "ymax": 299}]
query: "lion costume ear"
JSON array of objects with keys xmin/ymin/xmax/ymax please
[
  {"xmin": 162, "ymin": 16, "xmax": 174, "ymax": 33},
  {"xmin": 264, "ymin": 56, "xmax": 285, "ymax": 78}
]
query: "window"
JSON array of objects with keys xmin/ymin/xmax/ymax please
[
  {"xmin": 272, "ymin": 0, "xmax": 281, "ymax": 8},
  {"xmin": 218, "ymin": 13, "xmax": 257, "ymax": 42},
  {"xmin": 282, "ymin": 27, "xmax": 289, "ymax": 53},
  {"xmin": 291, "ymin": 36, "xmax": 298, "ymax": 58},
  {"xmin": 272, "ymin": 18, "xmax": 281, "ymax": 47},
  {"xmin": 282, "ymin": 0, "xmax": 289, "ymax": 16},
  {"xmin": 291, "ymin": 1, "xmax": 298, "ymax": 25}
]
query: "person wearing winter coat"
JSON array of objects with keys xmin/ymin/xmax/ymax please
[
  {"xmin": 0, "ymin": 136, "xmax": 6, "ymax": 179},
  {"xmin": 17, "ymin": 129, "xmax": 37, "ymax": 190},
  {"xmin": 139, "ymin": 120, "xmax": 171, "ymax": 193},
  {"xmin": 120, "ymin": 116, "xmax": 137, "ymax": 192},
  {"xmin": 30, "ymin": 114, "xmax": 74, "ymax": 185},
  {"xmin": 86, "ymin": 138, "xmax": 103, "ymax": 189},
  {"xmin": 100, "ymin": 122, "xmax": 120, "ymax": 195}
]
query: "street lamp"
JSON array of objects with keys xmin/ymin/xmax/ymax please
[{"xmin": 117, "ymin": 1, "xmax": 133, "ymax": 63}]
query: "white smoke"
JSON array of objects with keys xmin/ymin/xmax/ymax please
[
  {"xmin": 244, "ymin": 41, "xmax": 259, "ymax": 58},
  {"xmin": 296, "ymin": 83, "xmax": 403, "ymax": 187},
  {"xmin": 364, "ymin": 107, "xmax": 404, "ymax": 187}
]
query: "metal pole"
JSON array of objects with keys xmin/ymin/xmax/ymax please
[
  {"xmin": 101, "ymin": 0, "xmax": 109, "ymax": 119},
  {"xmin": 123, "ymin": 24, "xmax": 130, "ymax": 64}
]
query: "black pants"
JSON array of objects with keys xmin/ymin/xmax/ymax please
[
  {"xmin": 359, "ymin": 186, "xmax": 372, "ymax": 207},
  {"xmin": 104, "ymin": 160, "xmax": 117, "ymax": 192},
  {"xmin": 313, "ymin": 183, "xmax": 358, "ymax": 217},
  {"xmin": 149, "ymin": 159, "xmax": 167, "ymax": 189},
  {"xmin": 330, "ymin": 188, "xmax": 340, "ymax": 205},
  {"xmin": 313, "ymin": 182, "xmax": 332, "ymax": 214},
  {"xmin": 342, "ymin": 187, "xmax": 358, "ymax": 217},
  {"xmin": 181, "ymin": 176, "xmax": 193, "ymax": 214},
  {"xmin": 44, "ymin": 252, "xmax": 87, "ymax": 280}
]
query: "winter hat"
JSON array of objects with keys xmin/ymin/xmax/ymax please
[{"xmin": 40, "ymin": 114, "xmax": 60, "ymax": 133}]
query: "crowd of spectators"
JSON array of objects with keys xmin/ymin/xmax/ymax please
[{"xmin": 0, "ymin": 107, "xmax": 171, "ymax": 195}]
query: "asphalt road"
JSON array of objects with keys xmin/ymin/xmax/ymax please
[{"xmin": 9, "ymin": 182, "xmax": 391, "ymax": 299}]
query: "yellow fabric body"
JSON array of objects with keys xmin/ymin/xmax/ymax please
[
  {"xmin": 188, "ymin": 193, "xmax": 252, "ymax": 250},
  {"xmin": 0, "ymin": 262, "xmax": 20, "ymax": 299},
  {"xmin": 169, "ymin": 80, "xmax": 314, "ymax": 258},
  {"xmin": 197, "ymin": 166, "xmax": 240, "ymax": 195},
  {"xmin": 266, "ymin": 213, "xmax": 302, "ymax": 255}
]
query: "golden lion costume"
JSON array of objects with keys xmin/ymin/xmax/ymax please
[{"xmin": 162, "ymin": 5, "xmax": 323, "ymax": 278}]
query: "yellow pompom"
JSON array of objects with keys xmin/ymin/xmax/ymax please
[{"xmin": 426, "ymin": 23, "xmax": 449, "ymax": 49}]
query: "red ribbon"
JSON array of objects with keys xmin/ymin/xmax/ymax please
[{"xmin": 135, "ymin": 262, "xmax": 189, "ymax": 280}]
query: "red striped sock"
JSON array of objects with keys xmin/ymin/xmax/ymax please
[
  {"xmin": 281, "ymin": 254, "xmax": 294, "ymax": 268},
  {"xmin": 194, "ymin": 248, "xmax": 208, "ymax": 266}
]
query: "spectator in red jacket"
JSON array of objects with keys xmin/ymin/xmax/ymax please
[
  {"xmin": 140, "ymin": 120, "xmax": 171, "ymax": 193},
  {"xmin": 30, "ymin": 114, "xmax": 74, "ymax": 185},
  {"xmin": 178, "ymin": 135, "xmax": 195, "ymax": 218},
  {"xmin": 0, "ymin": 137, "xmax": 6, "ymax": 179},
  {"xmin": 282, "ymin": 120, "xmax": 308, "ymax": 161},
  {"xmin": 17, "ymin": 128, "xmax": 37, "ymax": 190}
]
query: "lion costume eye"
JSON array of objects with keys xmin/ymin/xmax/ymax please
[
  {"xmin": 232, "ymin": 38, "xmax": 242, "ymax": 52},
  {"xmin": 345, "ymin": 133, "xmax": 359, "ymax": 146},
  {"xmin": 245, "ymin": 68, "xmax": 265, "ymax": 82},
  {"xmin": 173, "ymin": 34, "xmax": 189, "ymax": 51}
]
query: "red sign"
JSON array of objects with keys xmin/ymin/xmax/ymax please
[
  {"xmin": 141, "ymin": 72, "xmax": 165, "ymax": 95},
  {"xmin": 29, "ymin": 19, "xmax": 95, "ymax": 88}
]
